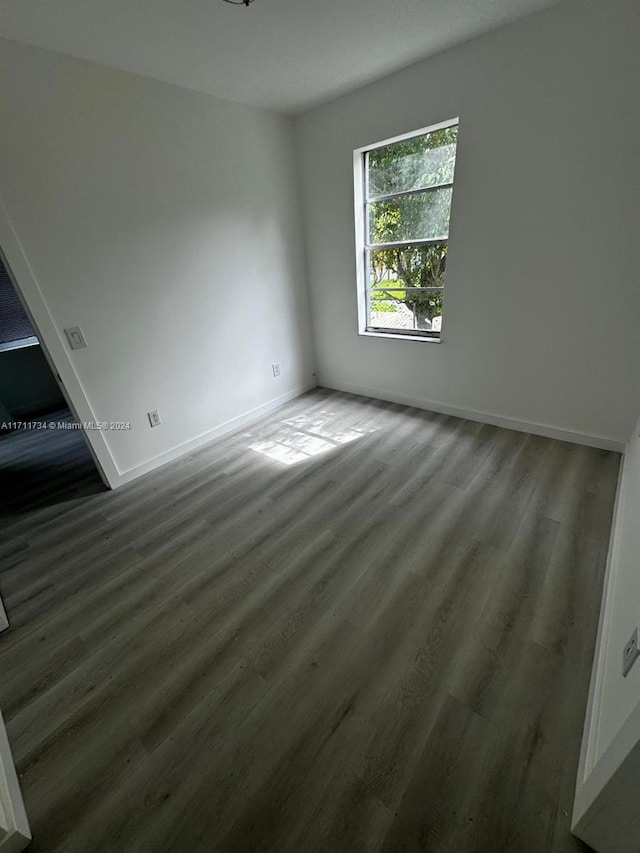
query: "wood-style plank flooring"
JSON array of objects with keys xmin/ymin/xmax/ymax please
[{"xmin": 0, "ymin": 390, "xmax": 620, "ymax": 852}]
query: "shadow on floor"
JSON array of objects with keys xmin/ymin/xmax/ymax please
[{"xmin": 0, "ymin": 409, "xmax": 106, "ymax": 517}]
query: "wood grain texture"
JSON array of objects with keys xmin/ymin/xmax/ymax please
[{"xmin": 0, "ymin": 391, "xmax": 620, "ymax": 852}]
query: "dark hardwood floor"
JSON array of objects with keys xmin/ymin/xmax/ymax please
[{"xmin": 0, "ymin": 390, "xmax": 619, "ymax": 852}]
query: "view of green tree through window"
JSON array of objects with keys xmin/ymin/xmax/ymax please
[{"xmin": 357, "ymin": 120, "xmax": 459, "ymax": 338}]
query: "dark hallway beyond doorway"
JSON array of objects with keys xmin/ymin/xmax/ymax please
[{"xmin": 0, "ymin": 409, "xmax": 106, "ymax": 624}]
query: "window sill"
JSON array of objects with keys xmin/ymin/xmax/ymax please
[
  {"xmin": 0, "ymin": 336, "xmax": 39, "ymax": 353},
  {"xmin": 358, "ymin": 330, "xmax": 442, "ymax": 344}
]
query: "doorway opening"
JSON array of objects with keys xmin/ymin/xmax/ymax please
[
  {"xmin": 0, "ymin": 254, "xmax": 65, "ymax": 428},
  {"xmin": 0, "ymin": 251, "xmax": 105, "ymax": 628}
]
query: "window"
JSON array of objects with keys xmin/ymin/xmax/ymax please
[
  {"xmin": 354, "ymin": 119, "xmax": 459, "ymax": 341},
  {"xmin": 0, "ymin": 255, "xmax": 37, "ymax": 352}
]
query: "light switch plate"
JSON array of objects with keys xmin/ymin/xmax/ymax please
[{"xmin": 64, "ymin": 326, "xmax": 87, "ymax": 350}]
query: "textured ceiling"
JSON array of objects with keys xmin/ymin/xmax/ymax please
[{"xmin": 0, "ymin": 0, "xmax": 563, "ymax": 113}]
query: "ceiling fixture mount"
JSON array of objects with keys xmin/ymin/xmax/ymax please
[{"xmin": 223, "ymin": 0, "xmax": 255, "ymax": 6}]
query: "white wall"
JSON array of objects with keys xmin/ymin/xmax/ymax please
[
  {"xmin": 595, "ymin": 415, "xmax": 640, "ymax": 763},
  {"xmin": 0, "ymin": 38, "xmax": 315, "ymax": 484},
  {"xmin": 295, "ymin": 0, "xmax": 640, "ymax": 445},
  {"xmin": 572, "ymin": 410, "xmax": 640, "ymax": 851}
]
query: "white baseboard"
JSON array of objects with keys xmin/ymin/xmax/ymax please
[
  {"xmin": 572, "ymin": 700, "xmax": 640, "ymax": 852},
  {"xmin": 571, "ymin": 417, "xmax": 640, "ymax": 851},
  {"xmin": 319, "ymin": 377, "xmax": 626, "ymax": 453},
  {"xmin": 0, "ymin": 598, "xmax": 7, "ymax": 634},
  {"xmin": 113, "ymin": 382, "xmax": 317, "ymax": 487},
  {"xmin": 0, "ymin": 712, "xmax": 31, "ymax": 852},
  {"xmin": 576, "ymin": 451, "xmax": 628, "ymax": 790}
]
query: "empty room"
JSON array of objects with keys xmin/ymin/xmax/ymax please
[{"xmin": 0, "ymin": 0, "xmax": 638, "ymax": 851}]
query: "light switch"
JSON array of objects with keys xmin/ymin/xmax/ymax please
[{"xmin": 64, "ymin": 326, "xmax": 87, "ymax": 350}]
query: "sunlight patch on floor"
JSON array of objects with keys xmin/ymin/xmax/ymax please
[{"xmin": 248, "ymin": 409, "xmax": 376, "ymax": 466}]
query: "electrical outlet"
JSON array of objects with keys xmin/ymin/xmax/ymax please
[
  {"xmin": 147, "ymin": 410, "xmax": 162, "ymax": 428},
  {"xmin": 623, "ymin": 627, "xmax": 640, "ymax": 678},
  {"xmin": 272, "ymin": 363, "xmax": 281, "ymax": 378}
]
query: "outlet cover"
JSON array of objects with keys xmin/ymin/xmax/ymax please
[
  {"xmin": 147, "ymin": 410, "xmax": 162, "ymax": 428},
  {"xmin": 272, "ymin": 363, "xmax": 281, "ymax": 378},
  {"xmin": 623, "ymin": 627, "xmax": 640, "ymax": 678}
]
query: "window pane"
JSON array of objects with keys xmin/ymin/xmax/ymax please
[
  {"xmin": 367, "ymin": 242, "xmax": 447, "ymax": 332},
  {"xmin": 369, "ymin": 242, "xmax": 448, "ymax": 289},
  {"xmin": 368, "ymin": 291, "xmax": 443, "ymax": 333},
  {"xmin": 367, "ymin": 126, "xmax": 458, "ymax": 199},
  {"xmin": 368, "ymin": 187, "xmax": 453, "ymax": 243}
]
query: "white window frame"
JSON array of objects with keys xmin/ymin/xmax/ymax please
[{"xmin": 353, "ymin": 117, "xmax": 459, "ymax": 343}]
